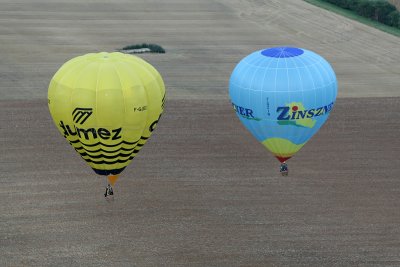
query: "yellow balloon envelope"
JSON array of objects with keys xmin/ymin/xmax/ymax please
[{"xmin": 48, "ymin": 52, "xmax": 165, "ymax": 184}]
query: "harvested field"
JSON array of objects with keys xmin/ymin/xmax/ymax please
[
  {"xmin": 1, "ymin": 0, "xmax": 400, "ymax": 266},
  {"xmin": 1, "ymin": 98, "xmax": 400, "ymax": 266},
  {"xmin": 0, "ymin": 0, "xmax": 399, "ymax": 100}
]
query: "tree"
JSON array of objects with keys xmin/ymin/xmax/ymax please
[{"xmin": 387, "ymin": 10, "xmax": 400, "ymax": 27}]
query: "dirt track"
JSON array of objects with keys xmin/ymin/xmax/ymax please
[{"xmin": 1, "ymin": 98, "xmax": 400, "ymax": 266}]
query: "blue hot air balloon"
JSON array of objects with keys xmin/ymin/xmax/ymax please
[{"xmin": 229, "ymin": 47, "xmax": 337, "ymax": 175}]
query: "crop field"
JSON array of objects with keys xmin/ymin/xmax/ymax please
[{"xmin": 1, "ymin": 0, "xmax": 399, "ymax": 266}]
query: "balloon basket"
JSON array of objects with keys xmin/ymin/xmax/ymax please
[
  {"xmin": 279, "ymin": 162, "xmax": 289, "ymax": 176},
  {"xmin": 104, "ymin": 176, "xmax": 116, "ymax": 201}
]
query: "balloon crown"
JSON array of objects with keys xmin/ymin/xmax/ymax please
[{"xmin": 261, "ymin": 47, "xmax": 304, "ymax": 58}]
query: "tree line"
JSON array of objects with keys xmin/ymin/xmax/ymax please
[{"xmin": 321, "ymin": 0, "xmax": 400, "ymax": 28}]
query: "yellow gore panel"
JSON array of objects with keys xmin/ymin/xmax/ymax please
[
  {"xmin": 261, "ymin": 138, "xmax": 306, "ymax": 159},
  {"xmin": 48, "ymin": 52, "xmax": 165, "ymax": 176}
]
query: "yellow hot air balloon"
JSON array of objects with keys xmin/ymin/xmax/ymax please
[{"xmin": 48, "ymin": 52, "xmax": 165, "ymax": 196}]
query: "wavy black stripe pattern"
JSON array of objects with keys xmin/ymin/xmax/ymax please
[
  {"xmin": 69, "ymin": 139, "xmax": 140, "ymax": 147},
  {"xmin": 74, "ymin": 146, "xmax": 136, "ymax": 153},
  {"xmin": 67, "ymin": 136, "xmax": 149, "ymax": 165},
  {"xmin": 77, "ymin": 150, "xmax": 140, "ymax": 159},
  {"xmin": 81, "ymin": 156, "xmax": 135, "ymax": 165}
]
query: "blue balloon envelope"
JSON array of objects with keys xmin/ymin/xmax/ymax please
[{"xmin": 229, "ymin": 47, "xmax": 337, "ymax": 162}]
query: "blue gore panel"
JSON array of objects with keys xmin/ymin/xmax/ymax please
[{"xmin": 229, "ymin": 46, "xmax": 337, "ymax": 161}]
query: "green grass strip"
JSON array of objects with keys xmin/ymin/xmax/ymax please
[{"xmin": 303, "ymin": 0, "xmax": 400, "ymax": 37}]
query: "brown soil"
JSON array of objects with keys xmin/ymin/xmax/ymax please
[{"xmin": 1, "ymin": 97, "xmax": 399, "ymax": 266}]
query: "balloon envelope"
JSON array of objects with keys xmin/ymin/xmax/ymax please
[
  {"xmin": 229, "ymin": 47, "xmax": 337, "ymax": 162},
  {"xmin": 48, "ymin": 52, "xmax": 165, "ymax": 176}
]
